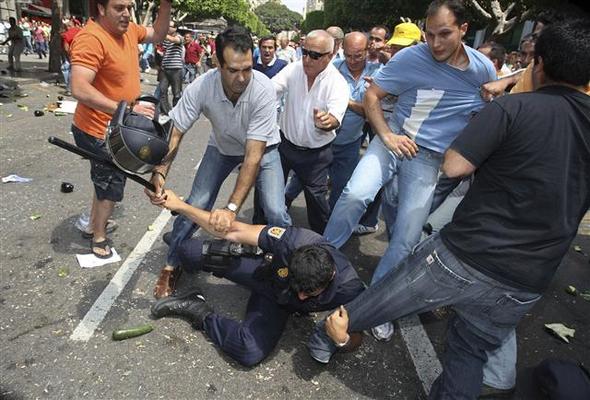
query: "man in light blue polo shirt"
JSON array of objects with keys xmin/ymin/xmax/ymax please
[
  {"xmin": 330, "ymin": 32, "xmax": 379, "ymax": 208},
  {"xmin": 146, "ymin": 26, "xmax": 292, "ymax": 299},
  {"xmin": 324, "ymin": 0, "xmax": 496, "ymax": 339}
]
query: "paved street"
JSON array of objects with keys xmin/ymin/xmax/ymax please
[{"xmin": 1, "ymin": 56, "xmax": 589, "ymax": 400}]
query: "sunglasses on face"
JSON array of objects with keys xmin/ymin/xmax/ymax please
[{"xmin": 302, "ymin": 48, "xmax": 331, "ymax": 60}]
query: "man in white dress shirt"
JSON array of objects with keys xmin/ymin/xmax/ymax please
[{"xmin": 272, "ymin": 29, "xmax": 349, "ymax": 233}]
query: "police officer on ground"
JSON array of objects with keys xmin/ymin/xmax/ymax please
[{"xmin": 150, "ymin": 188, "xmax": 365, "ymax": 367}]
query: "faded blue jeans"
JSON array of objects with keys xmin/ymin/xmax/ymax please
[
  {"xmin": 324, "ymin": 136, "xmax": 441, "ymax": 281},
  {"xmin": 307, "ymin": 234, "xmax": 541, "ymax": 399},
  {"xmin": 166, "ymin": 145, "xmax": 292, "ymax": 267}
]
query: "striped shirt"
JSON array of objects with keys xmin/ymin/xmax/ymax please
[{"xmin": 161, "ymin": 34, "xmax": 184, "ymax": 70}]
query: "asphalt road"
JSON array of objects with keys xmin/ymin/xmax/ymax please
[{"xmin": 1, "ymin": 56, "xmax": 588, "ymax": 400}]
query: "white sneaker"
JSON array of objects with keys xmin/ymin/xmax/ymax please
[
  {"xmin": 371, "ymin": 321, "xmax": 395, "ymax": 342},
  {"xmin": 353, "ymin": 224, "xmax": 378, "ymax": 235}
]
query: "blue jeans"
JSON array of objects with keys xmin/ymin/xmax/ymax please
[
  {"xmin": 23, "ymin": 36, "xmax": 33, "ymax": 54},
  {"xmin": 61, "ymin": 59, "xmax": 71, "ymax": 90},
  {"xmin": 166, "ymin": 145, "xmax": 291, "ymax": 267},
  {"xmin": 424, "ymin": 177, "xmax": 516, "ymax": 391},
  {"xmin": 329, "ymin": 137, "xmax": 362, "ymax": 209},
  {"xmin": 183, "ymin": 63, "xmax": 198, "ymax": 83},
  {"xmin": 158, "ymin": 68, "xmax": 183, "ymax": 115},
  {"xmin": 324, "ymin": 137, "xmax": 441, "ymax": 280},
  {"xmin": 307, "ymin": 234, "xmax": 541, "ymax": 399}
]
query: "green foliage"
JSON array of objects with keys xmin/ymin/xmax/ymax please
[
  {"xmin": 323, "ymin": 0, "xmax": 430, "ymax": 31},
  {"xmin": 321, "ymin": 0, "xmax": 571, "ymax": 38},
  {"xmin": 254, "ymin": 1, "xmax": 303, "ymax": 33},
  {"xmin": 301, "ymin": 10, "xmax": 325, "ymax": 33},
  {"xmin": 174, "ymin": 0, "xmax": 269, "ymax": 35}
]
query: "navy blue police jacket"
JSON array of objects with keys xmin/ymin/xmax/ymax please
[{"xmin": 257, "ymin": 226, "xmax": 365, "ymax": 314}]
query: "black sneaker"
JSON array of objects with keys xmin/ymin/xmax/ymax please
[{"xmin": 151, "ymin": 288, "xmax": 213, "ymax": 330}]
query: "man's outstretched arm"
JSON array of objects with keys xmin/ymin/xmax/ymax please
[{"xmin": 160, "ymin": 189, "xmax": 264, "ymax": 246}]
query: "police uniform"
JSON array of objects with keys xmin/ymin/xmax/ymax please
[{"xmin": 177, "ymin": 226, "xmax": 365, "ymax": 367}]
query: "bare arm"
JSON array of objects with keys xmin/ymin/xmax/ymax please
[
  {"xmin": 347, "ymin": 100, "xmax": 365, "ymax": 117},
  {"xmin": 313, "ymin": 109, "xmax": 340, "ymax": 131},
  {"xmin": 71, "ymin": 65, "xmax": 119, "ymax": 114},
  {"xmin": 364, "ymin": 83, "xmax": 417, "ymax": 158},
  {"xmin": 480, "ymin": 70, "xmax": 524, "ymax": 100},
  {"xmin": 71, "ymin": 64, "xmax": 155, "ymax": 117},
  {"xmin": 208, "ymin": 139, "xmax": 266, "ymax": 232},
  {"xmin": 161, "ymin": 189, "xmax": 265, "ymax": 246},
  {"xmin": 441, "ymin": 148, "xmax": 476, "ymax": 178},
  {"xmin": 143, "ymin": 0, "xmax": 171, "ymax": 43},
  {"xmin": 145, "ymin": 126, "xmax": 184, "ymax": 202},
  {"xmin": 165, "ymin": 34, "xmax": 182, "ymax": 44}
]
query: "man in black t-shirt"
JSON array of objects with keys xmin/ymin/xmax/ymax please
[{"xmin": 307, "ymin": 19, "xmax": 590, "ymax": 398}]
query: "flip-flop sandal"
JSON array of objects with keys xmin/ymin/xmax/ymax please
[
  {"xmin": 82, "ymin": 219, "xmax": 118, "ymax": 239},
  {"xmin": 91, "ymin": 238, "xmax": 112, "ymax": 259}
]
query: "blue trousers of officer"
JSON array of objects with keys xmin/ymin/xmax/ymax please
[{"xmin": 178, "ymin": 238, "xmax": 290, "ymax": 367}]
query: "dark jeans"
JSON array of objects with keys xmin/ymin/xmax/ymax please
[
  {"xmin": 308, "ymin": 234, "xmax": 541, "ymax": 399},
  {"xmin": 158, "ymin": 68, "xmax": 183, "ymax": 115},
  {"xmin": 178, "ymin": 238, "xmax": 289, "ymax": 367},
  {"xmin": 279, "ymin": 137, "xmax": 333, "ymax": 234}
]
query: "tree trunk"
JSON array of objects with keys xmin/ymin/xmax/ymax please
[
  {"xmin": 49, "ymin": 0, "xmax": 63, "ymax": 73},
  {"xmin": 142, "ymin": 1, "xmax": 155, "ymax": 26}
]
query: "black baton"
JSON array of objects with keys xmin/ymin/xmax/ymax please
[{"xmin": 48, "ymin": 136, "xmax": 156, "ymax": 192}]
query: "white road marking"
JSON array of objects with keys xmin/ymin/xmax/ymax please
[
  {"xmin": 70, "ymin": 209, "xmax": 171, "ymax": 341},
  {"xmin": 398, "ymin": 315, "xmax": 443, "ymax": 395}
]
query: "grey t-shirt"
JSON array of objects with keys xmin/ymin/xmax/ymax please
[{"xmin": 169, "ymin": 69, "xmax": 280, "ymax": 156}]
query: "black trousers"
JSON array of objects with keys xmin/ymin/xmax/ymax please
[
  {"xmin": 279, "ymin": 138, "xmax": 332, "ymax": 234},
  {"xmin": 178, "ymin": 238, "xmax": 289, "ymax": 367},
  {"xmin": 158, "ymin": 68, "xmax": 183, "ymax": 115}
]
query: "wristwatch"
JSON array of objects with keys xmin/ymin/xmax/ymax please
[{"xmin": 225, "ymin": 202, "xmax": 239, "ymax": 213}]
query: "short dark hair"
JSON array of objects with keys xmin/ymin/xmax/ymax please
[
  {"xmin": 258, "ymin": 35, "xmax": 276, "ymax": 48},
  {"xmin": 289, "ymin": 245, "xmax": 335, "ymax": 295},
  {"xmin": 534, "ymin": 19, "xmax": 590, "ymax": 86},
  {"xmin": 372, "ymin": 25, "xmax": 391, "ymax": 40},
  {"xmin": 215, "ymin": 26, "xmax": 254, "ymax": 67},
  {"xmin": 426, "ymin": 0, "xmax": 467, "ymax": 26},
  {"xmin": 478, "ymin": 41, "xmax": 506, "ymax": 66}
]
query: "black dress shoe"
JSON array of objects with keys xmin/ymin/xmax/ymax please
[{"xmin": 151, "ymin": 288, "xmax": 213, "ymax": 330}]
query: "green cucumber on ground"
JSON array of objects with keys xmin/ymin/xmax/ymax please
[{"xmin": 112, "ymin": 324, "xmax": 153, "ymax": 341}]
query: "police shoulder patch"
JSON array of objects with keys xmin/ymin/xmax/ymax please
[
  {"xmin": 277, "ymin": 267, "xmax": 289, "ymax": 278},
  {"xmin": 268, "ymin": 227, "xmax": 286, "ymax": 239}
]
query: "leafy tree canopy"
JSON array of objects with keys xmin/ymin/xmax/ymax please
[
  {"xmin": 321, "ymin": 0, "xmax": 573, "ymax": 39},
  {"xmin": 254, "ymin": 0, "xmax": 303, "ymax": 33},
  {"xmin": 174, "ymin": 0, "xmax": 269, "ymax": 35},
  {"xmin": 301, "ymin": 10, "xmax": 325, "ymax": 33}
]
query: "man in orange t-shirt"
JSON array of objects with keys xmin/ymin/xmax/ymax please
[{"xmin": 70, "ymin": 0, "xmax": 171, "ymax": 258}]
